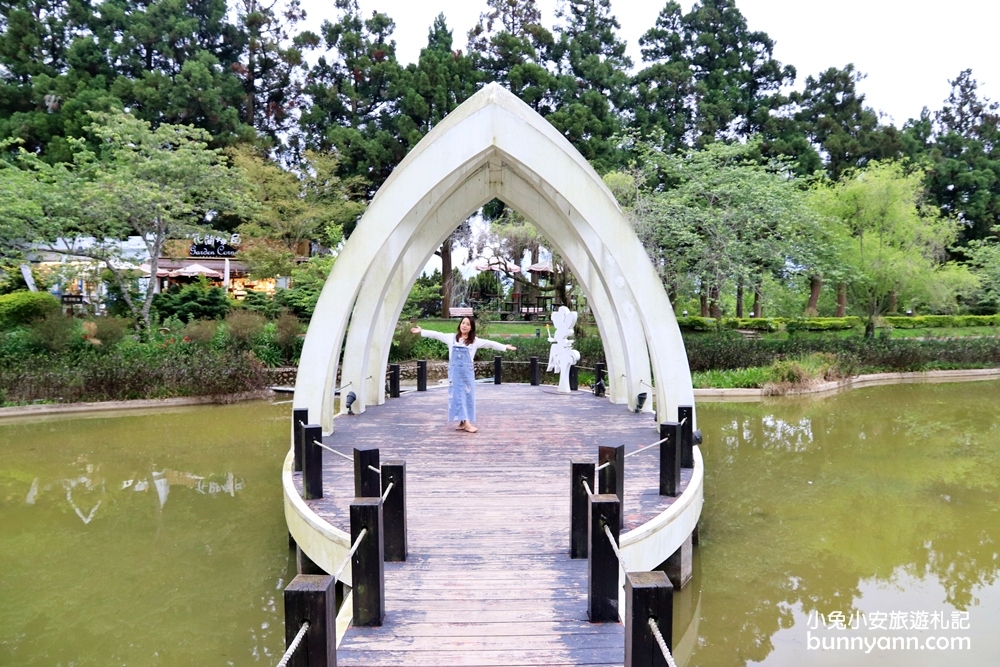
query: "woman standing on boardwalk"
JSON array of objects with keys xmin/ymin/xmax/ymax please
[{"xmin": 411, "ymin": 317, "xmax": 516, "ymax": 433}]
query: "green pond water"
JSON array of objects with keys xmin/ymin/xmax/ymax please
[{"xmin": 1, "ymin": 383, "xmax": 998, "ymax": 666}]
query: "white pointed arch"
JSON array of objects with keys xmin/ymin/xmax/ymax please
[{"xmin": 294, "ymin": 83, "xmax": 694, "ymax": 433}]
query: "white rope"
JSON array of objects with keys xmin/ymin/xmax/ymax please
[
  {"xmin": 649, "ymin": 617, "xmax": 679, "ymax": 667},
  {"xmin": 582, "ymin": 479, "xmax": 593, "ymax": 497},
  {"xmin": 604, "ymin": 524, "xmax": 626, "ymax": 573},
  {"xmin": 275, "ymin": 621, "xmax": 310, "ymax": 667},
  {"xmin": 595, "ymin": 461, "xmax": 610, "ymax": 472},
  {"xmin": 312, "ymin": 440, "xmax": 353, "ymax": 462},
  {"xmin": 381, "ymin": 482, "xmax": 394, "ymax": 503},
  {"xmin": 624, "ymin": 435, "xmax": 670, "ymax": 459},
  {"xmin": 332, "ymin": 528, "xmax": 368, "ymax": 581},
  {"xmin": 368, "ymin": 465, "xmax": 381, "ymax": 474}
]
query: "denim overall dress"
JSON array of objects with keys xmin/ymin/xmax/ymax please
[{"xmin": 448, "ymin": 343, "xmax": 476, "ymax": 423}]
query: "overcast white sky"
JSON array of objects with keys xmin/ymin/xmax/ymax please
[{"xmin": 298, "ymin": 0, "xmax": 1000, "ymax": 127}]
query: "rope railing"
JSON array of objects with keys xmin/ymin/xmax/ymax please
[
  {"xmin": 604, "ymin": 524, "xmax": 627, "ymax": 574},
  {"xmin": 381, "ymin": 481, "xmax": 394, "ymax": 503},
  {"xmin": 313, "ymin": 440, "xmax": 354, "ymax": 462},
  {"xmin": 275, "ymin": 621, "xmax": 310, "ymax": 667},
  {"xmin": 649, "ymin": 617, "xmax": 679, "ymax": 667},
  {"xmin": 582, "ymin": 479, "xmax": 593, "ymax": 497},
  {"xmin": 332, "ymin": 527, "xmax": 368, "ymax": 581}
]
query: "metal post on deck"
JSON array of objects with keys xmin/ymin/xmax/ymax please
[
  {"xmin": 292, "ymin": 408, "xmax": 309, "ymax": 472},
  {"xmin": 598, "ymin": 444, "xmax": 625, "ymax": 504},
  {"xmin": 494, "ymin": 355, "xmax": 502, "ymax": 384},
  {"xmin": 678, "ymin": 406, "xmax": 694, "ymax": 468},
  {"xmin": 588, "ymin": 493, "xmax": 621, "ymax": 623},
  {"xmin": 571, "ymin": 461, "xmax": 595, "ymax": 558},
  {"xmin": 353, "ymin": 446, "xmax": 380, "ymax": 498},
  {"xmin": 350, "ymin": 498, "xmax": 385, "ymax": 627},
  {"xmin": 658, "ymin": 422, "xmax": 681, "ymax": 497},
  {"xmin": 594, "ymin": 362, "xmax": 606, "ymax": 397},
  {"xmin": 302, "ymin": 424, "xmax": 323, "ymax": 500},
  {"xmin": 283, "ymin": 574, "xmax": 336, "ymax": 667},
  {"xmin": 416, "ymin": 360, "xmax": 427, "ymax": 392},
  {"xmin": 625, "ymin": 571, "xmax": 674, "ymax": 667},
  {"xmin": 530, "ymin": 356, "xmax": 540, "ymax": 385},
  {"xmin": 569, "ymin": 364, "xmax": 579, "ymax": 391},
  {"xmin": 388, "ymin": 364, "xmax": 400, "ymax": 398},
  {"xmin": 381, "ymin": 460, "xmax": 407, "ymax": 562}
]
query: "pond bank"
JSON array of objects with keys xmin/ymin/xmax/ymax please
[{"xmin": 0, "ymin": 389, "xmax": 274, "ymax": 419}]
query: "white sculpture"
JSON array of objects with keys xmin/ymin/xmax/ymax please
[{"xmin": 546, "ymin": 306, "xmax": 582, "ymax": 393}]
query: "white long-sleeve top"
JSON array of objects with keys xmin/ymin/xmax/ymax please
[{"xmin": 419, "ymin": 328, "xmax": 509, "ymax": 362}]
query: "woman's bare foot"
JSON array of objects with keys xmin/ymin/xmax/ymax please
[{"xmin": 463, "ymin": 423, "xmax": 478, "ymax": 433}]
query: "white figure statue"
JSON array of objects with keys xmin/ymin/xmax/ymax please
[{"xmin": 546, "ymin": 306, "xmax": 582, "ymax": 393}]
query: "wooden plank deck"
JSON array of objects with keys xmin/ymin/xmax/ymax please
[{"xmin": 292, "ymin": 383, "xmax": 691, "ymax": 667}]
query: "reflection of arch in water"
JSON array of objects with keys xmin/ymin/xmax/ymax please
[
  {"xmin": 671, "ymin": 549, "xmax": 704, "ymax": 666},
  {"xmin": 294, "ymin": 83, "xmax": 695, "ymax": 432}
]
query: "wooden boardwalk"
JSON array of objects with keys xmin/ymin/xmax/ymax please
[{"xmin": 292, "ymin": 383, "xmax": 691, "ymax": 667}]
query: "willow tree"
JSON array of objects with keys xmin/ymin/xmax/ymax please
[{"xmin": 810, "ymin": 161, "xmax": 976, "ymax": 336}]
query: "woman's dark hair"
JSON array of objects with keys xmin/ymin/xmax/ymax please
[{"xmin": 455, "ymin": 316, "xmax": 476, "ymax": 345}]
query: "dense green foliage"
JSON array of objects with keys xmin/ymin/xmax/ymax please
[{"xmin": 0, "ymin": 291, "xmax": 60, "ymax": 328}]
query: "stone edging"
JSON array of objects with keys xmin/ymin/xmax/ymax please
[
  {"xmin": 0, "ymin": 390, "xmax": 275, "ymax": 419},
  {"xmin": 693, "ymin": 367, "xmax": 1000, "ymax": 401}
]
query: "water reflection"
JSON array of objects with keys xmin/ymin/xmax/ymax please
[
  {"xmin": 24, "ymin": 464, "xmax": 247, "ymax": 521},
  {"xmin": 682, "ymin": 382, "xmax": 1000, "ymax": 666}
]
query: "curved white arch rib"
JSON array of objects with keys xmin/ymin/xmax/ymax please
[{"xmin": 294, "ymin": 83, "xmax": 694, "ymax": 433}]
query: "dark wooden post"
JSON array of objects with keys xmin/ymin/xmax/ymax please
[
  {"xmin": 416, "ymin": 360, "xmax": 427, "ymax": 392},
  {"xmin": 679, "ymin": 406, "xmax": 694, "ymax": 468},
  {"xmin": 388, "ymin": 364, "xmax": 400, "ymax": 398},
  {"xmin": 659, "ymin": 422, "xmax": 681, "ymax": 497},
  {"xmin": 302, "ymin": 424, "xmax": 323, "ymax": 500},
  {"xmin": 381, "ymin": 460, "xmax": 407, "ymax": 562},
  {"xmin": 598, "ymin": 444, "xmax": 625, "ymax": 504},
  {"xmin": 350, "ymin": 498, "xmax": 385, "ymax": 627},
  {"xmin": 594, "ymin": 362, "xmax": 606, "ymax": 397},
  {"xmin": 293, "ymin": 408, "xmax": 309, "ymax": 472},
  {"xmin": 530, "ymin": 356, "xmax": 540, "ymax": 385},
  {"xmin": 570, "ymin": 460, "xmax": 595, "ymax": 559},
  {"xmin": 283, "ymin": 574, "xmax": 336, "ymax": 667},
  {"xmin": 296, "ymin": 546, "xmax": 326, "ymax": 575},
  {"xmin": 588, "ymin": 493, "xmax": 621, "ymax": 623},
  {"xmin": 494, "ymin": 355, "xmax": 502, "ymax": 384},
  {"xmin": 625, "ymin": 571, "xmax": 674, "ymax": 667},
  {"xmin": 569, "ymin": 364, "xmax": 579, "ymax": 391},
  {"xmin": 353, "ymin": 446, "xmax": 380, "ymax": 498}
]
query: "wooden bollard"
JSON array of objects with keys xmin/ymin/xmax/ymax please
[
  {"xmin": 350, "ymin": 498, "xmax": 385, "ymax": 627},
  {"xmin": 381, "ymin": 460, "xmax": 407, "ymax": 562},
  {"xmin": 296, "ymin": 545, "xmax": 326, "ymax": 575},
  {"xmin": 416, "ymin": 360, "xmax": 427, "ymax": 392},
  {"xmin": 588, "ymin": 493, "xmax": 621, "ymax": 623},
  {"xmin": 599, "ymin": 444, "xmax": 625, "ymax": 504},
  {"xmin": 569, "ymin": 364, "xmax": 579, "ymax": 391},
  {"xmin": 530, "ymin": 356, "xmax": 540, "ymax": 385},
  {"xmin": 353, "ymin": 446, "xmax": 380, "ymax": 498},
  {"xmin": 283, "ymin": 574, "xmax": 336, "ymax": 667},
  {"xmin": 625, "ymin": 571, "xmax": 674, "ymax": 667},
  {"xmin": 594, "ymin": 362, "xmax": 606, "ymax": 397},
  {"xmin": 301, "ymin": 423, "xmax": 323, "ymax": 500},
  {"xmin": 494, "ymin": 355, "xmax": 502, "ymax": 384},
  {"xmin": 570, "ymin": 460, "xmax": 595, "ymax": 559},
  {"xmin": 292, "ymin": 408, "xmax": 309, "ymax": 472},
  {"xmin": 388, "ymin": 364, "xmax": 400, "ymax": 398},
  {"xmin": 679, "ymin": 406, "xmax": 694, "ymax": 468},
  {"xmin": 659, "ymin": 421, "xmax": 681, "ymax": 497}
]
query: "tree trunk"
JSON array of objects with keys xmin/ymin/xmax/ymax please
[
  {"xmin": 440, "ymin": 237, "xmax": 452, "ymax": 317},
  {"xmin": 888, "ymin": 290, "xmax": 898, "ymax": 314},
  {"xmin": 668, "ymin": 281, "xmax": 677, "ymax": 307},
  {"xmin": 805, "ymin": 275, "xmax": 822, "ymax": 316},
  {"xmin": 736, "ymin": 277, "xmax": 744, "ymax": 318},
  {"xmin": 752, "ymin": 284, "xmax": 764, "ymax": 318},
  {"xmin": 699, "ymin": 287, "xmax": 708, "ymax": 317},
  {"xmin": 709, "ymin": 285, "xmax": 721, "ymax": 319},
  {"xmin": 836, "ymin": 282, "xmax": 847, "ymax": 317}
]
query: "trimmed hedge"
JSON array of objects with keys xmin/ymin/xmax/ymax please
[
  {"xmin": 721, "ymin": 317, "xmax": 780, "ymax": 332},
  {"xmin": 786, "ymin": 317, "xmax": 863, "ymax": 333},
  {"xmin": 0, "ymin": 291, "xmax": 61, "ymax": 329},
  {"xmin": 675, "ymin": 316, "xmax": 717, "ymax": 332},
  {"xmin": 881, "ymin": 314, "xmax": 1000, "ymax": 329}
]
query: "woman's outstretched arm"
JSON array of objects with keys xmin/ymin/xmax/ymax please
[
  {"xmin": 410, "ymin": 326, "xmax": 453, "ymax": 345},
  {"xmin": 476, "ymin": 337, "xmax": 517, "ymax": 352}
]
